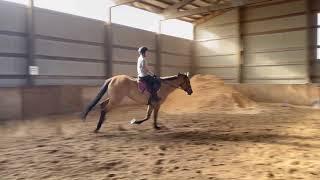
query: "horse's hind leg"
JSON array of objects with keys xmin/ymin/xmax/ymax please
[
  {"xmin": 94, "ymin": 99, "xmax": 110, "ymax": 133},
  {"xmin": 131, "ymin": 105, "xmax": 153, "ymax": 125}
]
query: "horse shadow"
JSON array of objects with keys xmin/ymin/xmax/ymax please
[{"xmin": 97, "ymin": 129, "xmax": 319, "ymax": 149}]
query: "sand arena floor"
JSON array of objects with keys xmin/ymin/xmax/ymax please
[{"xmin": 1, "ymin": 103, "xmax": 320, "ymax": 180}]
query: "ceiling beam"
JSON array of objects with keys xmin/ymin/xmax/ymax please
[
  {"xmin": 193, "ymin": 9, "xmax": 230, "ymax": 25},
  {"xmin": 163, "ymin": 0, "xmax": 195, "ymax": 13},
  {"xmin": 132, "ymin": 1, "xmax": 163, "ymax": 13},
  {"xmin": 163, "ymin": 0, "xmax": 267, "ymax": 20},
  {"xmin": 112, "ymin": 0, "xmax": 139, "ymax": 7}
]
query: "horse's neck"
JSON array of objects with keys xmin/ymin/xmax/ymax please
[{"xmin": 160, "ymin": 78, "xmax": 181, "ymax": 97}]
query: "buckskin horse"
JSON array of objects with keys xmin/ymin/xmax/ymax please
[{"xmin": 82, "ymin": 72, "xmax": 193, "ymax": 133}]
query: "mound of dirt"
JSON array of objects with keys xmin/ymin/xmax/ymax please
[{"xmin": 161, "ymin": 74, "xmax": 255, "ymax": 114}]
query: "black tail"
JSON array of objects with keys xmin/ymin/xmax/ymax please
[{"xmin": 81, "ymin": 78, "xmax": 112, "ymax": 120}]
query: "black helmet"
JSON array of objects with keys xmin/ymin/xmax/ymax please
[{"xmin": 138, "ymin": 46, "xmax": 148, "ymax": 55}]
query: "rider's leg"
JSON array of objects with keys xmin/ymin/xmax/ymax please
[{"xmin": 149, "ymin": 76, "xmax": 161, "ymax": 102}]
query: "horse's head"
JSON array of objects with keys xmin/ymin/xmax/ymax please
[{"xmin": 177, "ymin": 72, "xmax": 193, "ymax": 95}]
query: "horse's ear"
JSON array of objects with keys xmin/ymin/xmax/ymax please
[
  {"xmin": 186, "ymin": 72, "xmax": 190, "ymax": 77},
  {"xmin": 178, "ymin": 72, "xmax": 181, "ymax": 76}
]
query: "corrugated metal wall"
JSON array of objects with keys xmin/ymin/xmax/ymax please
[
  {"xmin": 160, "ymin": 34, "xmax": 192, "ymax": 76},
  {"xmin": 0, "ymin": 1, "xmax": 28, "ymax": 87},
  {"xmin": 194, "ymin": 0, "xmax": 316, "ymax": 84},
  {"xmin": 0, "ymin": 1, "xmax": 192, "ymax": 87},
  {"xmin": 242, "ymin": 0, "xmax": 309, "ymax": 84},
  {"xmin": 111, "ymin": 24, "xmax": 192, "ymax": 77},
  {"xmin": 33, "ymin": 8, "xmax": 106, "ymax": 85},
  {"xmin": 111, "ymin": 24, "xmax": 157, "ymax": 76},
  {"xmin": 194, "ymin": 9, "xmax": 240, "ymax": 83}
]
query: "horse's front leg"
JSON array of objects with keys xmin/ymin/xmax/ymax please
[
  {"xmin": 153, "ymin": 104, "xmax": 161, "ymax": 130},
  {"xmin": 131, "ymin": 105, "xmax": 153, "ymax": 125}
]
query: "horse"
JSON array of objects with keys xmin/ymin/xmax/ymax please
[{"xmin": 82, "ymin": 72, "xmax": 193, "ymax": 133}]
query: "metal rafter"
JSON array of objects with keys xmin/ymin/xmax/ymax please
[{"xmin": 163, "ymin": 0, "xmax": 269, "ymax": 20}]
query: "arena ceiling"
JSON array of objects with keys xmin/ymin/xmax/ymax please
[{"xmin": 112, "ymin": 0, "xmax": 276, "ymax": 24}]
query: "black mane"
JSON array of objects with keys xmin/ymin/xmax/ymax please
[{"xmin": 160, "ymin": 75, "xmax": 178, "ymax": 81}]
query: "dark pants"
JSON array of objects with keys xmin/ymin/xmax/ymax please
[{"xmin": 139, "ymin": 75, "xmax": 160, "ymax": 103}]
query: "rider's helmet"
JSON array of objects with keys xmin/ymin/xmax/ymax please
[{"xmin": 138, "ymin": 46, "xmax": 148, "ymax": 55}]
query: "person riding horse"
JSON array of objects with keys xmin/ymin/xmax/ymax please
[
  {"xmin": 137, "ymin": 46, "xmax": 161, "ymax": 104},
  {"xmin": 82, "ymin": 46, "xmax": 193, "ymax": 133}
]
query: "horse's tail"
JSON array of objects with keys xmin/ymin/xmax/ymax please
[{"xmin": 81, "ymin": 78, "xmax": 112, "ymax": 120}]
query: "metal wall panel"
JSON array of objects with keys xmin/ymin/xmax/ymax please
[
  {"xmin": 0, "ymin": 1, "xmax": 27, "ymax": 33},
  {"xmin": 243, "ymin": 15, "xmax": 307, "ymax": 34},
  {"xmin": 0, "ymin": 57, "xmax": 27, "ymax": 75},
  {"xmin": 244, "ymin": 50, "xmax": 307, "ymax": 65},
  {"xmin": 112, "ymin": 24, "xmax": 156, "ymax": 50},
  {"xmin": 196, "ymin": 24, "xmax": 239, "ymax": 41},
  {"xmin": 243, "ymin": 0, "xmax": 306, "ymax": 21},
  {"xmin": 35, "ymin": 39, "xmax": 104, "ymax": 60},
  {"xmin": 161, "ymin": 53, "xmax": 191, "ymax": 66},
  {"xmin": 0, "ymin": 35, "xmax": 26, "ymax": 54},
  {"xmin": 35, "ymin": 59, "xmax": 105, "ymax": 76},
  {"xmin": 160, "ymin": 35, "xmax": 191, "ymax": 55},
  {"xmin": 34, "ymin": 8, "xmax": 104, "ymax": 43},
  {"xmin": 243, "ymin": 65, "xmax": 308, "ymax": 79},
  {"xmin": 0, "ymin": 79, "xmax": 26, "ymax": 87},
  {"xmin": 244, "ymin": 30, "xmax": 307, "ymax": 52},
  {"xmin": 196, "ymin": 38, "xmax": 240, "ymax": 56},
  {"xmin": 195, "ymin": 55, "xmax": 239, "ymax": 67},
  {"xmin": 34, "ymin": 78, "xmax": 105, "ymax": 86},
  {"xmin": 112, "ymin": 47, "xmax": 156, "ymax": 64}
]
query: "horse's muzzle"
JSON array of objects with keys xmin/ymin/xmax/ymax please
[{"xmin": 187, "ymin": 89, "xmax": 193, "ymax": 95}]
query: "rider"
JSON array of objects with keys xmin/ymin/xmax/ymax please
[{"xmin": 137, "ymin": 46, "xmax": 161, "ymax": 104}]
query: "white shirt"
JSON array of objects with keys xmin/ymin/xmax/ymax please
[{"xmin": 137, "ymin": 55, "xmax": 153, "ymax": 77}]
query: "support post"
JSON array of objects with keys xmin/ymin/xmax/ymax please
[
  {"xmin": 238, "ymin": 7, "xmax": 244, "ymax": 83},
  {"xmin": 155, "ymin": 20, "xmax": 162, "ymax": 76},
  {"xmin": 105, "ymin": 7, "xmax": 113, "ymax": 78},
  {"xmin": 27, "ymin": 0, "xmax": 35, "ymax": 86},
  {"xmin": 306, "ymin": 0, "xmax": 316, "ymax": 83},
  {"xmin": 190, "ymin": 24, "xmax": 196, "ymax": 76}
]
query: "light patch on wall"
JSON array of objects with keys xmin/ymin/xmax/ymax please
[
  {"xmin": 3, "ymin": 0, "xmax": 193, "ymax": 39},
  {"xmin": 161, "ymin": 19, "xmax": 194, "ymax": 40},
  {"xmin": 111, "ymin": 5, "xmax": 162, "ymax": 32},
  {"xmin": 34, "ymin": 0, "xmax": 114, "ymax": 20}
]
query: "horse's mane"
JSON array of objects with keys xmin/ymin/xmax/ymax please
[
  {"xmin": 130, "ymin": 75, "xmax": 178, "ymax": 81},
  {"xmin": 160, "ymin": 75, "xmax": 178, "ymax": 81}
]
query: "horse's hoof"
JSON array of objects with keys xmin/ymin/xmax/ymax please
[
  {"xmin": 93, "ymin": 129, "xmax": 99, "ymax": 133},
  {"xmin": 130, "ymin": 119, "xmax": 137, "ymax": 124},
  {"xmin": 154, "ymin": 126, "xmax": 161, "ymax": 130}
]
